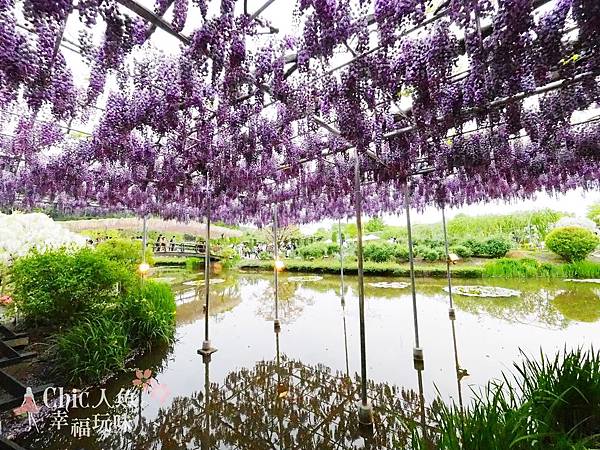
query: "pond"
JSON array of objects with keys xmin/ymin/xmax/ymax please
[{"xmin": 16, "ymin": 269, "xmax": 600, "ymax": 449}]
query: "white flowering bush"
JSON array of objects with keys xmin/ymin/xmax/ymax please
[
  {"xmin": 553, "ymin": 216, "xmax": 598, "ymax": 233},
  {"xmin": 0, "ymin": 213, "xmax": 86, "ymax": 265}
]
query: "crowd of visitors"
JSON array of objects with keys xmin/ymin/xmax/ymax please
[{"xmin": 235, "ymin": 241, "xmax": 298, "ymax": 259}]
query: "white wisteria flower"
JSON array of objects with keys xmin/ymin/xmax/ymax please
[
  {"xmin": 553, "ymin": 216, "xmax": 598, "ymax": 233},
  {"xmin": 0, "ymin": 213, "xmax": 87, "ymax": 265}
]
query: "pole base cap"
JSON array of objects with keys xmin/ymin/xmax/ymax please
[
  {"xmin": 357, "ymin": 402, "xmax": 374, "ymax": 426},
  {"xmin": 198, "ymin": 340, "xmax": 217, "ymax": 357}
]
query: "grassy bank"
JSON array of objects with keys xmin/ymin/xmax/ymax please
[
  {"xmin": 239, "ymin": 259, "xmax": 484, "ymax": 278},
  {"xmin": 239, "ymin": 258, "xmax": 600, "ymax": 279}
]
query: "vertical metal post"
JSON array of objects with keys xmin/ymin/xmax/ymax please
[
  {"xmin": 339, "ymin": 218, "xmax": 350, "ymax": 378},
  {"xmin": 442, "ymin": 205, "xmax": 464, "ymax": 411},
  {"xmin": 354, "ymin": 150, "xmax": 373, "ymax": 427},
  {"xmin": 405, "ymin": 181, "xmax": 427, "ymax": 439},
  {"xmin": 405, "ymin": 182, "xmax": 422, "ymax": 354},
  {"xmin": 273, "ymin": 205, "xmax": 281, "ymax": 332},
  {"xmin": 199, "ymin": 173, "xmax": 216, "ymax": 356},
  {"xmin": 338, "ymin": 218, "xmax": 345, "ymax": 302},
  {"xmin": 142, "ymin": 216, "xmax": 147, "ymax": 264}
]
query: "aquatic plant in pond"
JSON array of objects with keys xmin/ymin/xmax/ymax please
[
  {"xmin": 368, "ymin": 281, "xmax": 409, "ymax": 289},
  {"xmin": 446, "ymin": 285, "xmax": 521, "ymax": 298},
  {"xmin": 286, "ymin": 275, "xmax": 324, "ymax": 282}
]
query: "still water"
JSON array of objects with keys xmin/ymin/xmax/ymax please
[{"xmin": 17, "ymin": 269, "xmax": 600, "ymax": 449}]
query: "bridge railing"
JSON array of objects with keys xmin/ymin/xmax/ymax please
[{"xmin": 151, "ymin": 241, "xmax": 206, "ymax": 255}]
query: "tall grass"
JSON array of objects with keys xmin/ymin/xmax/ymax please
[
  {"xmin": 484, "ymin": 258, "xmax": 600, "ymax": 279},
  {"xmin": 514, "ymin": 349, "xmax": 600, "ymax": 443},
  {"xmin": 117, "ymin": 280, "xmax": 177, "ymax": 347},
  {"xmin": 56, "ymin": 316, "xmax": 130, "ymax": 383},
  {"xmin": 378, "ymin": 210, "xmax": 565, "ymax": 242},
  {"xmin": 413, "ymin": 349, "xmax": 600, "ymax": 449}
]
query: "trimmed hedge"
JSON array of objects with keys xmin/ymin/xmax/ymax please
[{"xmin": 545, "ymin": 226, "xmax": 599, "ymax": 262}]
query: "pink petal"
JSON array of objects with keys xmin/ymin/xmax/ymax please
[
  {"xmin": 143, "ymin": 369, "xmax": 152, "ymax": 379},
  {"xmin": 136, "ymin": 369, "xmax": 143, "ymax": 379}
]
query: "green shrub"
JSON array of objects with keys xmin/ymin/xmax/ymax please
[
  {"xmin": 56, "ymin": 315, "xmax": 130, "ymax": 383},
  {"xmin": 394, "ymin": 245, "xmax": 410, "ymax": 262},
  {"xmin": 450, "ymin": 244, "xmax": 473, "ymax": 258},
  {"xmin": 219, "ymin": 247, "xmax": 241, "ymax": 269},
  {"xmin": 297, "ymin": 241, "xmax": 339, "ymax": 260},
  {"xmin": 362, "ymin": 241, "xmax": 396, "ymax": 262},
  {"xmin": 545, "ymin": 227, "xmax": 599, "ymax": 262},
  {"xmin": 461, "ymin": 237, "xmax": 511, "ymax": 258},
  {"xmin": 11, "ymin": 248, "xmax": 133, "ymax": 326},
  {"xmin": 116, "ymin": 280, "xmax": 176, "ymax": 347},
  {"xmin": 96, "ymin": 238, "xmax": 154, "ymax": 270},
  {"xmin": 259, "ymin": 251, "xmax": 271, "ymax": 260},
  {"xmin": 462, "ymin": 238, "xmax": 487, "ymax": 256},
  {"xmin": 483, "ymin": 237, "xmax": 512, "ymax": 258},
  {"xmin": 365, "ymin": 217, "xmax": 385, "ymax": 232},
  {"xmin": 418, "ymin": 246, "xmax": 444, "ymax": 262},
  {"xmin": 185, "ymin": 257, "xmax": 203, "ymax": 271}
]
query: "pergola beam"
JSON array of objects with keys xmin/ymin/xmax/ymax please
[
  {"xmin": 384, "ymin": 69, "xmax": 600, "ymax": 139},
  {"xmin": 250, "ymin": 0, "xmax": 279, "ymax": 21},
  {"xmin": 115, "ymin": 0, "xmax": 191, "ymax": 45}
]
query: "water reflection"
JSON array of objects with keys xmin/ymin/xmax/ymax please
[
  {"xmin": 14, "ymin": 271, "xmax": 600, "ymax": 449},
  {"xmin": 118, "ymin": 357, "xmax": 432, "ymax": 450}
]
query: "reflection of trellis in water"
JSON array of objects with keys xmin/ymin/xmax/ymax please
[{"xmin": 198, "ymin": 358, "xmax": 436, "ymax": 450}]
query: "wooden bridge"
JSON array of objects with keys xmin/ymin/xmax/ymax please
[{"xmin": 151, "ymin": 242, "xmax": 222, "ymax": 260}]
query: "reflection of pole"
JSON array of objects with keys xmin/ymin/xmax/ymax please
[
  {"xmin": 339, "ymin": 219, "xmax": 350, "ymax": 378},
  {"xmin": 273, "ymin": 205, "xmax": 281, "ymax": 332},
  {"xmin": 199, "ymin": 173, "xmax": 216, "ymax": 357},
  {"xmin": 338, "ymin": 219, "xmax": 345, "ymax": 302},
  {"xmin": 405, "ymin": 182, "xmax": 427, "ymax": 439},
  {"xmin": 201, "ymin": 353, "xmax": 211, "ymax": 450},
  {"xmin": 442, "ymin": 206, "xmax": 464, "ymax": 411},
  {"xmin": 354, "ymin": 151, "xmax": 373, "ymax": 427}
]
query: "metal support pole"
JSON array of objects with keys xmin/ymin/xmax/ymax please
[
  {"xmin": 273, "ymin": 205, "xmax": 281, "ymax": 333},
  {"xmin": 338, "ymin": 218, "xmax": 345, "ymax": 303},
  {"xmin": 339, "ymin": 218, "xmax": 350, "ymax": 378},
  {"xmin": 442, "ymin": 206, "xmax": 464, "ymax": 411},
  {"xmin": 405, "ymin": 181, "xmax": 427, "ymax": 440},
  {"xmin": 405, "ymin": 182, "xmax": 422, "ymax": 361},
  {"xmin": 199, "ymin": 173, "xmax": 216, "ymax": 356},
  {"xmin": 354, "ymin": 151, "xmax": 373, "ymax": 427},
  {"xmin": 142, "ymin": 216, "xmax": 147, "ymax": 264}
]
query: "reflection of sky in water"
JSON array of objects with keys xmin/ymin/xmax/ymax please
[{"xmin": 17, "ymin": 271, "xmax": 600, "ymax": 449}]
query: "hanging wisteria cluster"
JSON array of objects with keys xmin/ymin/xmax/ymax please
[{"xmin": 0, "ymin": 0, "xmax": 599, "ymax": 225}]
